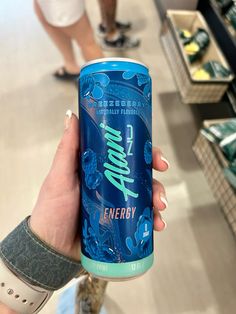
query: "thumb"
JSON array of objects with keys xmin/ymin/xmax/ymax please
[{"xmin": 50, "ymin": 110, "xmax": 79, "ymax": 179}]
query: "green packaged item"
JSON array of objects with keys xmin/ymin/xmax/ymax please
[
  {"xmin": 193, "ymin": 68, "xmax": 211, "ymax": 80},
  {"xmin": 203, "ymin": 61, "xmax": 231, "ymax": 78},
  {"xmin": 226, "ymin": 4, "xmax": 236, "ymax": 30},
  {"xmin": 201, "ymin": 119, "xmax": 236, "ymax": 143},
  {"xmin": 201, "ymin": 119, "xmax": 236, "ymax": 189},
  {"xmin": 183, "ymin": 28, "xmax": 210, "ymax": 63},
  {"xmin": 201, "ymin": 118, "xmax": 236, "ymax": 190},
  {"xmin": 216, "ymin": 0, "xmax": 234, "ymax": 14},
  {"xmin": 220, "ymin": 132, "xmax": 236, "ymax": 162},
  {"xmin": 216, "ymin": 0, "xmax": 233, "ymax": 6},
  {"xmin": 178, "ymin": 28, "xmax": 192, "ymax": 45},
  {"xmin": 193, "ymin": 61, "xmax": 231, "ymax": 80}
]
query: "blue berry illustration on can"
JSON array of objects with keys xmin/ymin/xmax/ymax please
[{"xmin": 144, "ymin": 140, "xmax": 152, "ymax": 165}]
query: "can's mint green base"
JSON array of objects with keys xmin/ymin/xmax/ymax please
[{"xmin": 81, "ymin": 253, "xmax": 154, "ymax": 279}]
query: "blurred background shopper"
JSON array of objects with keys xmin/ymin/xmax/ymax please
[
  {"xmin": 97, "ymin": 0, "xmax": 140, "ymax": 50},
  {"xmin": 34, "ymin": 0, "xmax": 104, "ymax": 80}
]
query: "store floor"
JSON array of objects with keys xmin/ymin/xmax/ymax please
[{"xmin": 1, "ymin": 1, "xmax": 236, "ymax": 313}]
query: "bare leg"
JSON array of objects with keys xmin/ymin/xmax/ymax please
[
  {"xmin": 98, "ymin": 0, "xmax": 136, "ymax": 47},
  {"xmin": 60, "ymin": 14, "xmax": 104, "ymax": 61},
  {"xmin": 99, "ymin": 0, "xmax": 117, "ymax": 35},
  {"xmin": 34, "ymin": 0, "xmax": 80, "ymax": 73}
]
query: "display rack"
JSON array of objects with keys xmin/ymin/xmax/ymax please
[
  {"xmin": 198, "ymin": 0, "xmax": 236, "ymax": 115},
  {"xmin": 210, "ymin": 0, "xmax": 236, "ymax": 42},
  {"xmin": 193, "ymin": 120, "xmax": 236, "ymax": 237},
  {"xmin": 161, "ymin": 10, "xmax": 234, "ymax": 104}
]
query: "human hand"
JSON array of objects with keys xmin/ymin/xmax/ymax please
[{"xmin": 30, "ymin": 111, "xmax": 169, "ymax": 261}]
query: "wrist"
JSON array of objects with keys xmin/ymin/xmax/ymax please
[
  {"xmin": 29, "ymin": 216, "xmax": 81, "ymax": 261},
  {"xmin": 0, "ymin": 217, "xmax": 82, "ymax": 291},
  {"xmin": 29, "ymin": 216, "xmax": 70, "ymax": 257},
  {"xmin": 0, "ymin": 217, "xmax": 82, "ymax": 314}
]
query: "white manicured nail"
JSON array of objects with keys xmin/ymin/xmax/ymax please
[
  {"xmin": 65, "ymin": 109, "xmax": 73, "ymax": 130},
  {"xmin": 161, "ymin": 156, "xmax": 170, "ymax": 168},
  {"xmin": 160, "ymin": 194, "xmax": 168, "ymax": 209},
  {"xmin": 162, "ymin": 219, "xmax": 167, "ymax": 230}
]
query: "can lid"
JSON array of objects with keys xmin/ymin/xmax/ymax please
[{"xmin": 80, "ymin": 57, "xmax": 148, "ymax": 71}]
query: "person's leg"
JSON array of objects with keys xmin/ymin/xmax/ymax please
[
  {"xmin": 34, "ymin": 0, "xmax": 80, "ymax": 74},
  {"xmin": 97, "ymin": 0, "xmax": 139, "ymax": 50},
  {"xmin": 99, "ymin": 0, "xmax": 117, "ymax": 35},
  {"xmin": 60, "ymin": 13, "xmax": 104, "ymax": 61},
  {"xmin": 98, "ymin": 0, "xmax": 131, "ymax": 38}
]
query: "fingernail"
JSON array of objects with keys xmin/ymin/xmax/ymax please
[
  {"xmin": 159, "ymin": 212, "xmax": 167, "ymax": 230},
  {"xmin": 160, "ymin": 192, "xmax": 168, "ymax": 209},
  {"xmin": 161, "ymin": 156, "xmax": 170, "ymax": 169},
  {"xmin": 64, "ymin": 109, "xmax": 72, "ymax": 130},
  {"xmin": 162, "ymin": 219, "xmax": 167, "ymax": 230}
]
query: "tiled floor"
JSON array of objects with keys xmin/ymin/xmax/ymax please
[{"xmin": 1, "ymin": 0, "xmax": 236, "ymax": 313}]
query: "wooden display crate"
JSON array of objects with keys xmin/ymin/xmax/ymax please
[{"xmin": 161, "ymin": 10, "xmax": 234, "ymax": 104}]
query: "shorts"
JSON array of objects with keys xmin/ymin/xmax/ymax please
[{"xmin": 37, "ymin": 0, "xmax": 85, "ymax": 27}]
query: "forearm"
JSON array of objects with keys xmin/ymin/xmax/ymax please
[{"xmin": 0, "ymin": 303, "xmax": 18, "ymax": 314}]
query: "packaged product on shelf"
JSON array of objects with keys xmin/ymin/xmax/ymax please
[
  {"xmin": 220, "ymin": 132, "xmax": 236, "ymax": 161},
  {"xmin": 193, "ymin": 68, "xmax": 211, "ymax": 80},
  {"xmin": 178, "ymin": 28, "xmax": 192, "ymax": 44},
  {"xmin": 193, "ymin": 119, "xmax": 236, "ymax": 235},
  {"xmin": 164, "ymin": 10, "xmax": 234, "ymax": 103},
  {"xmin": 225, "ymin": 4, "xmax": 236, "ymax": 30},
  {"xmin": 201, "ymin": 119, "xmax": 236, "ymax": 189},
  {"xmin": 215, "ymin": 0, "xmax": 234, "ymax": 14},
  {"xmin": 182, "ymin": 28, "xmax": 210, "ymax": 63},
  {"xmin": 193, "ymin": 60, "xmax": 232, "ymax": 80},
  {"xmin": 201, "ymin": 119, "xmax": 236, "ymax": 143}
]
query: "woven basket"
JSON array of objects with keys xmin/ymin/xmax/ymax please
[
  {"xmin": 161, "ymin": 10, "xmax": 234, "ymax": 104},
  {"xmin": 193, "ymin": 120, "xmax": 236, "ymax": 236}
]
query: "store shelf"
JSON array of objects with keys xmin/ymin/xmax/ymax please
[
  {"xmin": 198, "ymin": 0, "xmax": 236, "ymax": 73},
  {"xmin": 210, "ymin": 1, "xmax": 236, "ymax": 46},
  {"xmin": 198, "ymin": 0, "xmax": 236, "ymax": 116},
  {"xmin": 161, "ymin": 10, "xmax": 234, "ymax": 104},
  {"xmin": 227, "ymin": 81, "xmax": 236, "ymax": 114}
]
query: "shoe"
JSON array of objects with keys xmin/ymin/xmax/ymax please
[
  {"xmin": 97, "ymin": 20, "xmax": 132, "ymax": 37},
  {"xmin": 115, "ymin": 20, "xmax": 132, "ymax": 31},
  {"xmin": 53, "ymin": 67, "xmax": 80, "ymax": 81},
  {"xmin": 101, "ymin": 34, "xmax": 140, "ymax": 51}
]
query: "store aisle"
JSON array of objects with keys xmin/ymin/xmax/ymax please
[{"xmin": 0, "ymin": 0, "xmax": 236, "ymax": 313}]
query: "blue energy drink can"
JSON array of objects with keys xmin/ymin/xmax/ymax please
[{"xmin": 79, "ymin": 58, "xmax": 153, "ymax": 280}]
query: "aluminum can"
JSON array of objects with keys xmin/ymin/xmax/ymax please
[{"xmin": 79, "ymin": 58, "xmax": 153, "ymax": 280}]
